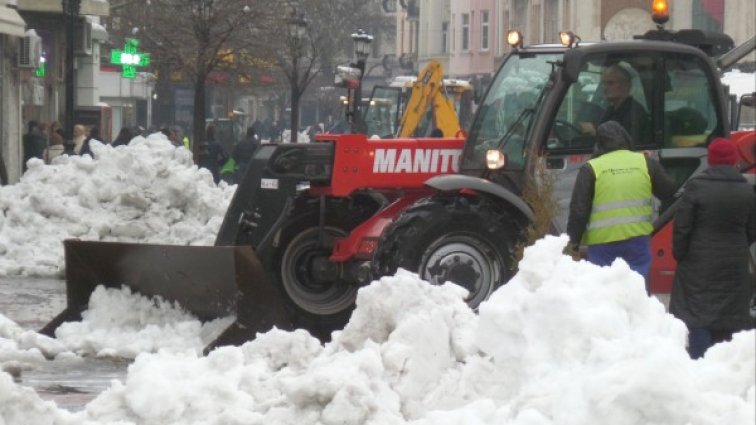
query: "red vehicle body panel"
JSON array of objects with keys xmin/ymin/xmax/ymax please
[
  {"xmin": 308, "ymin": 131, "xmax": 755, "ymax": 293},
  {"xmin": 311, "ymin": 134, "xmax": 466, "ymax": 197},
  {"xmin": 650, "ymin": 221, "xmax": 677, "ymax": 294}
]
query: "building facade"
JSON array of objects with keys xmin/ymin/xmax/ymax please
[
  {"xmin": 0, "ymin": 0, "xmax": 25, "ymax": 184},
  {"xmin": 398, "ymin": 0, "xmax": 754, "ymax": 81}
]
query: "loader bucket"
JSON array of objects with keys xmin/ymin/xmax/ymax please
[{"xmin": 39, "ymin": 240, "xmax": 292, "ymax": 352}]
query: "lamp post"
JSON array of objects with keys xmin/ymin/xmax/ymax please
[
  {"xmin": 287, "ymin": 7, "xmax": 307, "ymax": 144},
  {"xmin": 62, "ymin": 0, "xmax": 81, "ymax": 153},
  {"xmin": 350, "ymin": 29, "xmax": 373, "ymax": 134}
]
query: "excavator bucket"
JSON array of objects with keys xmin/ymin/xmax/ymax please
[{"xmin": 39, "ymin": 240, "xmax": 292, "ymax": 353}]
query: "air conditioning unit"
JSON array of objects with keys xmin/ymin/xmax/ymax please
[
  {"xmin": 18, "ymin": 29, "xmax": 42, "ymax": 69},
  {"xmin": 75, "ymin": 20, "xmax": 93, "ymax": 56}
]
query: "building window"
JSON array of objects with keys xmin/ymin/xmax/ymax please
[
  {"xmin": 452, "ymin": 14, "xmax": 456, "ymax": 51},
  {"xmin": 442, "ymin": 21, "xmax": 449, "ymax": 54},
  {"xmin": 481, "ymin": 10, "xmax": 489, "ymax": 50},
  {"xmin": 692, "ymin": 0, "xmax": 724, "ymax": 32},
  {"xmin": 544, "ymin": 0, "xmax": 558, "ymax": 43},
  {"xmin": 381, "ymin": 0, "xmax": 396, "ymax": 13},
  {"xmin": 462, "ymin": 13, "xmax": 470, "ymax": 51}
]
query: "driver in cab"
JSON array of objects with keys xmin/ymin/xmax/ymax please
[{"xmin": 580, "ymin": 64, "xmax": 651, "ymax": 145}]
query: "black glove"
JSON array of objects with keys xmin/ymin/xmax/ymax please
[{"xmin": 563, "ymin": 243, "xmax": 583, "ymax": 260}]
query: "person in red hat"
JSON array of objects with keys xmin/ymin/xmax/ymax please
[{"xmin": 670, "ymin": 137, "xmax": 756, "ymax": 359}]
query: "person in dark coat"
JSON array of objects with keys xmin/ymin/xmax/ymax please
[
  {"xmin": 22, "ymin": 120, "xmax": 47, "ymax": 171},
  {"xmin": 566, "ymin": 121, "xmax": 676, "ymax": 283},
  {"xmin": 112, "ymin": 127, "xmax": 134, "ymax": 147},
  {"xmin": 669, "ymin": 137, "xmax": 756, "ymax": 359},
  {"xmin": 232, "ymin": 125, "xmax": 261, "ymax": 181},
  {"xmin": 79, "ymin": 125, "xmax": 99, "ymax": 157},
  {"xmin": 197, "ymin": 123, "xmax": 228, "ymax": 184}
]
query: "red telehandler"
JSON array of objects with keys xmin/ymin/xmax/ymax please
[{"xmin": 41, "ymin": 4, "xmax": 755, "ymax": 352}]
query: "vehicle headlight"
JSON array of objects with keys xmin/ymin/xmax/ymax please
[{"xmin": 486, "ymin": 150, "xmax": 507, "ymax": 170}]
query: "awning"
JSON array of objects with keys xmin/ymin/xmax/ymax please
[{"xmin": 0, "ymin": 6, "xmax": 25, "ymax": 37}]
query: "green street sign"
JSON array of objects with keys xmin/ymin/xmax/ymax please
[
  {"xmin": 110, "ymin": 38, "xmax": 150, "ymax": 78},
  {"xmin": 34, "ymin": 59, "xmax": 46, "ymax": 78}
]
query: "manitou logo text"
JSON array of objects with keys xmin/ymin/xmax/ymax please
[{"xmin": 373, "ymin": 148, "xmax": 462, "ymax": 174}]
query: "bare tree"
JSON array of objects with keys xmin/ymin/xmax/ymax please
[
  {"xmin": 249, "ymin": 0, "xmax": 390, "ymax": 143},
  {"xmin": 115, "ymin": 0, "xmax": 263, "ymax": 161},
  {"xmin": 110, "ymin": 0, "xmax": 390, "ymax": 150}
]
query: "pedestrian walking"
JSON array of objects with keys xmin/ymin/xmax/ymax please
[
  {"xmin": 197, "ymin": 123, "xmax": 228, "ymax": 184},
  {"xmin": 566, "ymin": 121, "xmax": 676, "ymax": 282},
  {"xmin": 72, "ymin": 124, "xmax": 88, "ymax": 155},
  {"xmin": 112, "ymin": 127, "xmax": 134, "ymax": 147},
  {"xmin": 44, "ymin": 121, "xmax": 65, "ymax": 164},
  {"xmin": 669, "ymin": 137, "xmax": 756, "ymax": 359},
  {"xmin": 22, "ymin": 120, "xmax": 47, "ymax": 171},
  {"xmin": 231, "ymin": 125, "xmax": 261, "ymax": 181}
]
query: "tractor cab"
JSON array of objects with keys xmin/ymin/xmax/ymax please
[{"xmin": 463, "ymin": 29, "xmax": 733, "ymax": 230}]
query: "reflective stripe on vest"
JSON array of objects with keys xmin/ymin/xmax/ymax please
[{"xmin": 584, "ymin": 150, "xmax": 653, "ymax": 245}]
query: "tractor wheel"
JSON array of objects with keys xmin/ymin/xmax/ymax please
[
  {"xmin": 372, "ymin": 194, "xmax": 521, "ymax": 308},
  {"xmin": 274, "ymin": 195, "xmax": 379, "ymax": 340}
]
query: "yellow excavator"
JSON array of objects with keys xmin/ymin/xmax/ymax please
[
  {"xmin": 361, "ymin": 60, "xmax": 471, "ymax": 138},
  {"xmin": 396, "ymin": 60, "xmax": 469, "ymax": 138}
]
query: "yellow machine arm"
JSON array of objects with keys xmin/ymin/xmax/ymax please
[{"xmin": 397, "ymin": 60, "xmax": 464, "ymax": 138}]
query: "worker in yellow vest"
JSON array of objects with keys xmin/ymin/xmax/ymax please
[{"xmin": 566, "ymin": 121, "xmax": 675, "ymax": 282}]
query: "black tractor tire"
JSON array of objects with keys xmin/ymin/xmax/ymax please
[
  {"xmin": 372, "ymin": 194, "xmax": 522, "ymax": 308},
  {"xmin": 272, "ymin": 195, "xmax": 380, "ymax": 340}
]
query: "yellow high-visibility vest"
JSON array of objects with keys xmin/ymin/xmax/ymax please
[{"xmin": 584, "ymin": 150, "xmax": 653, "ymax": 245}]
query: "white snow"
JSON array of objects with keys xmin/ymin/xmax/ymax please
[
  {"xmin": 0, "ymin": 133, "xmax": 753, "ymax": 424},
  {"xmin": 722, "ymin": 69, "xmax": 755, "ymax": 99},
  {"xmin": 0, "ymin": 132, "xmax": 234, "ymax": 277}
]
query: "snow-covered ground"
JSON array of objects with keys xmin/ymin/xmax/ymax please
[{"xmin": 0, "ymin": 134, "xmax": 754, "ymax": 424}]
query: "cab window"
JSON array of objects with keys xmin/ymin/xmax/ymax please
[
  {"xmin": 546, "ymin": 54, "xmax": 654, "ymax": 152},
  {"xmin": 663, "ymin": 56, "xmax": 719, "ymax": 148}
]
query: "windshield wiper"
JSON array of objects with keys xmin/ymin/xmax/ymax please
[{"xmin": 492, "ymin": 107, "xmax": 533, "ymax": 150}]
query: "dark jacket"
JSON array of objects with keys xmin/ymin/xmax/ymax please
[
  {"xmin": 198, "ymin": 139, "xmax": 227, "ymax": 183},
  {"xmin": 232, "ymin": 136, "xmax": 260, "ymax": 176},
  {"xmin": 22, "ymin": 129, "xmax": 47, "ymax": 171},
  {"xmin": 669, "ymin": 165, "xmax": 756, "ymax": 330},
  {"xmin": 600, "ymin": 97, "xmax": 651, "ymax": 146},
  {"xmin": 79, "ymin": 138, "xmax": 94, "ymax": 157},
  {"xmin": 567, "ymin": 154, "xmax": 677, "ymax": 245}
]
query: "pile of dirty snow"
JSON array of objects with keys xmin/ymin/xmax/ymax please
[
  {"xmin": 0, "ymin": 133, "xmax": 236, "ymax": 277},
  {"xmin": 0, "ymin": 236, "xmax": 752, "ymax": 424}
]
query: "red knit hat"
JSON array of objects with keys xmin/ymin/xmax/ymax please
[{"xmin": 707, "ymin": 138, "xmax": 739, "ymax": 165}]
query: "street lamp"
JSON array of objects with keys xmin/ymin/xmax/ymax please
[
  {"xmin": 350, "ymin": 29, "xmax": 373, "ymax": 134},
  {"xmin": 287, "ymin": 7, "xmax": 308, "ymax": 143},
  {"xmin": 62, "ymin": 0, "xmax": 81, "ymax": 154}
]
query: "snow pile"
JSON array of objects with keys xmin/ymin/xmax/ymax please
[
  {"xmin": 0, "ymin": 134, "xmax": 236, "ymax": 277},
  {"xmin": 1, "ymin": 235, "xmax": 751, "ymax": 424},
  {"xmin": 53, "ymin": 286, "xmax": 233, "ymax": 358},
  {"xmin": 0, "ymin": 313, "xmax": 67, "ymax": 365},
  {"xmin": 0, "ymin": 372, "xmax": 74, "ymax": 425}
]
